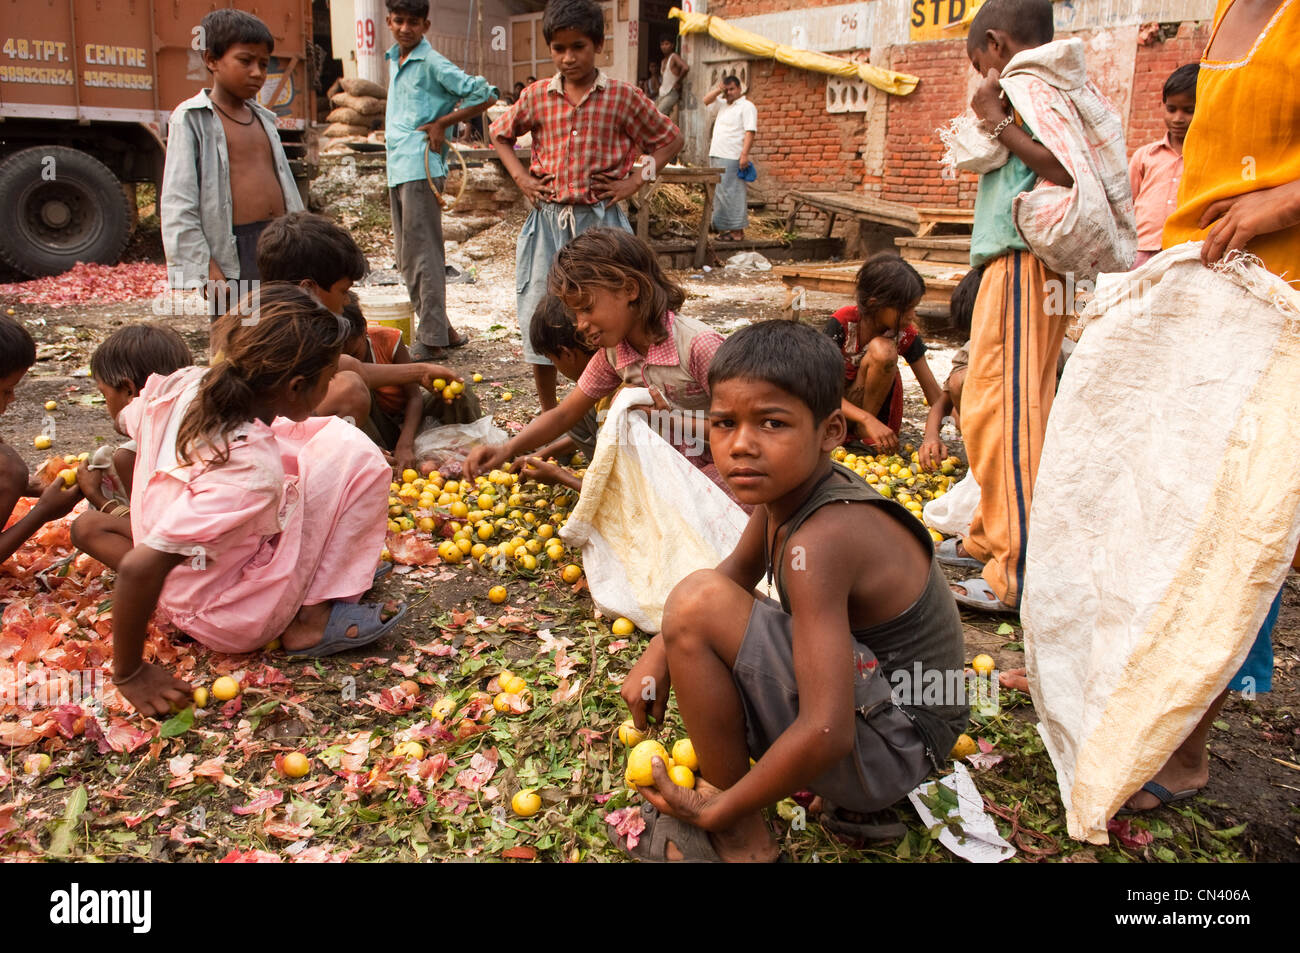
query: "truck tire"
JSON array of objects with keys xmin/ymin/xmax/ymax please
[{"xmin": 0, "ymin": 146, "xmax": 133, "ymax": 277}]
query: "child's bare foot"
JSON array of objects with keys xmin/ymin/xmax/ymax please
[{"xmin": 279, "ymin": 600, "xmax": 402, "ymax": 653}]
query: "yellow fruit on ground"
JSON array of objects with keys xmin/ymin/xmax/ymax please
[
  {"xmin": 536, "ymin": 523, "xmax": 554, "ymax": 539},
  {"xmin": 501, "ymin": 391, "xmax": 513, "ymax": 401},
  {"xmin": 561, "ymin": 564, "xmax": 583, "ymax": 584},
  {"xmin": 546, "ymin": 544, "xmax": 564, "ymax": 562},
  {"xmin": 929, "ymin": 529, "xmax": 944, "ymax": 544},
  {"xmin": 25, "ymin": 753, "xmax": 51, "ymax": 775},
  {"xmin": 455, "ymin": 537, "xmax": 472, "ymax": 555},
  {"xmin": 387, "ymin": 519, "xmax": 401, "ymax": 533},
  {"xmin": 617, "ymin": 719, "xmax": 646, "ymax": 746},
  {"xmin": 950, "ymin": 733, "xmax": 978, "ymax": 759},
  {"xmin": 471, "ymin": 543, "xmax": 487, "ymax": 558},
  {"xmin": 192, "ymin": 687, "xmax": 210, "ymax": 708},
  {"xmin": 493, "ymin": 692, "xmax": 513, "ymax": 712},
  {"xmin": 671, "ymin": 738, "xmax": 699, "ymax": 771},
  {"xmin": 44, "ymin": 400, "xmax": 57, "ymax": 411},
  {"xmin": 431, "ymin": 696, "xmax": 457, "ymax": 721},
  {"xmin": 33, "ymin": 434, "xmax": 51, "ymax": 450},
  {"xmin": 971, "ymin": 654, "xmax": 996, "ymax": 676},
  {"xmin": 417, "ymin": 516, "xmax": 436, "ymax": 533},
  {"xmin": 212, "ymin": 676, "xmax": 240, "ymax": 701},
  {"xmin": 611, "ymin": 617, "xmax": 635, "ymax": 636},
  {"xmin": 281, "ymin": 751, "xmax": 311, "ymax": 778},
  {"xmin": 524, "ymin": 538, "xmax": 542, "ymax": 555},
  {"xmin": 472, "ymin": 373, "xmax": 483, "ymax": 383},
  {"xmin": 668, "ymin": 765, "xmax": 696, "ymax": 788},
  {"xmin": 477, "ymin": 523, "xmax": 494, "ymax": 540},
  {"xmin": 500, "ymin": 675, "xmax": 526, "ymax": 695},
  {"xmin": 511, "ymin": 789, "xmax": 542, "ymax": 817},
  {"xmin": 625, "ymin": 740, "xmax": 670, "ymax": 787},
  {"xmin": 488, "ymin": 585, "xmax": 508, "ymax": 604},
  {"xmin": 401, "ymin": 468, "xmax": 419, "ymax": 484},
  {"xmin": 394, "ymin": 741, "xmax": 425, "ymax": 760}
]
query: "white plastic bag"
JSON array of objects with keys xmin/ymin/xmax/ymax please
[
  {"xmin": 923, "ymin": 469, "xmax": 981, "ymax": 539},
  {"xmin": 724, "ymin": 251, "xmax": 772, "ymax": 271},
  {"xmin": 1022, "ymin": 243, "xmax": 1300, "ymax": 844},
  {"xmin": 559, "ymin": 388, "xmax": 749, "ymax": 633},
  {"xmin": 412, "ymin": 416, "xmax": 507, "ymax": 478}
]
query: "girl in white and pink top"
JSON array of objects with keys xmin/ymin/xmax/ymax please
[{"xmin": 109, "ymin": 285, "xmax": 399, "ymax": 717}]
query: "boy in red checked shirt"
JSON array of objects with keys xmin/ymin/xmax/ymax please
[{"xmin": 489, "ymin": 0, "xmax": 683, "ymax": 412}]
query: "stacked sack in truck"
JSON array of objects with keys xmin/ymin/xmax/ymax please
[{"xmin": 323, "ymin": 77, "xmax": 386, "ymax": 142}]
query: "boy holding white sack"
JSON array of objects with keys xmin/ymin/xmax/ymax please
[
  {"xmin": 1022, "ymin": 0, "xmax": 1300, "ymax": 841},
  {"xmin": 937, "ymin": 0, "xmax": 1135, "ymax": 614}
]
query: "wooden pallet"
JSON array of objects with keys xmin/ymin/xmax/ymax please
[
  {"xmin": 784, "ymin": 190, "xmax": 974, "ymax": 238},
  {"xmin": 774, "ymin": 257, "xmax": 969, "ymax": 328}
]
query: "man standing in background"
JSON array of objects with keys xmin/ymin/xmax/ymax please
[
  {"xmin": 656, "ymin": 37, "xmax": 689, "ymax": 116},
  {"xmin": 704, "ymin": 75, "xmax": 757, "ymax": 242}
]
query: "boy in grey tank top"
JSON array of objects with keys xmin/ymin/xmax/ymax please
[{"xmin": 614, "ymin": 320, "xmax": 967, "ymax": 862}]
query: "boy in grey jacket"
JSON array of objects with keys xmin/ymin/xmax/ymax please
[{"xmin": 161, "ymin": 9, "xmax": 302, "ymax": 319}]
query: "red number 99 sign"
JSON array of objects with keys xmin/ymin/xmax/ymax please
[{"xmin": 356, "ymin": 17, "xmax": 376, "ymax": 53}]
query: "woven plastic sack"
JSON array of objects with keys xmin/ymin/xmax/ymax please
[
  {"xmin": 1021, "ymin": 243, "xmax": 1300, "ymax": 843},
  {"xmin": 922, "ymin": 469, "xmax": 981, "ymax": 539},
  {"xmin": 559, "ymin": 387, "xmax": 749, "ymax": 633}
]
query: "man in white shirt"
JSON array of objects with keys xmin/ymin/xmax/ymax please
[{"xmin": 703, "ymin": 75, "xmax": 757, "ymax": 241}]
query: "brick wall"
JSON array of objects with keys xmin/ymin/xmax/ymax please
[
  {"xmin": 880, "ymin": 38, "xmax": 979, "ymax": 208},
  {"xmin": 1125, "ymin": 22, "xmax": 1210, "ymax": 157}
]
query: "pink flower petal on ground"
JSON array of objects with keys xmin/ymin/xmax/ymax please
[{"xmin": 231, "ymin": 789, "xmax": 285, "ymax": 815}]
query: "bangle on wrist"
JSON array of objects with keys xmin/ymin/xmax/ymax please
[
  {"xmin": 986, "ymin": 115, "xmax": 1014, "ymax": 140},
  {"xmin": 112, "ymin": 662, "xmax": 145, "ymax": 685}
]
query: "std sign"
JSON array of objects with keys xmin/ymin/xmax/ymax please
[{"xmin": 909, "ymin": 0, "xmax": 982, "ymax": 42}]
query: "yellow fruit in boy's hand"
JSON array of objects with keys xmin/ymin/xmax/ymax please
[
  {"xmin": 33, "ymin": 434, "xmax": 51, "ymax": 450},
  {"xmin": 281, "ymin": 751, "xmax": 311, "ymax": 778},
  {"xmin": 192, "ymin": 687, "xmax": 210, "ymax": 708},
  {"xmin": 561, "ymin": 564, "xmax": 583, "ymax": 584},
  {"xmin": 611, "ymin": 617, "xmax": 635, "ymax": 636},
  {"xmin": 44, "ymin": 400, "xmax": 57, "ymax": 411},
  {"xmin": 57, "ymin": 468, "xmax": 76, "ymax": 486},
  {"xmin": 442, "ymin": 386, "xmax": 456, "ymax": 401},
  {"xmin": 472, "ymin": 373, "xmax": 483, "ymax": 383},
  {"xmin": 212, "ymin": 676, "xmax": 240, "ymax": 701},
  {"xmin": 432, "ymin": 378, "xmax": 446, "ymax": 390},
  {"xmin": 500, "ymin": 674, "xmax": 526, "ymax": 695},
  {"xmin": 671, "ymin": 738, "xmax": 699, "ymax": 771},
  {"xmin": 950, "ymin": 733, "xmax": 977, "ymax": 759},
  {"xmin": 971, "ymin": 654, "xmax": 995, "ymax": 676},
  {"xmin": 668, "ymin": 764, "xmax": 696, "ymax": 788},
  {"xmin": 625, "ymin": 740, "xmax": 670, "ymax": 787},
  {"xmin": 401, "ymin": 468, "xmax": 419, "ymax": 484},
  {"xmin": 511, "ymin": 789, "xmax": 541, "ymax": 817},
  {"xmin": 394, "ymin": 740, "xmax": 425, "ymax": 760},
  {"xmin": 450, "ymin": 380, "xmax": 464, "ymax": 395},
  {"xmin": 488, "ymin": 585, "xmax": 507, "ymax": 604},
  {"xmin": 24, "ymin": 753, "xmax": 51, "ymax": 775},
  {"xmin": 617, "ymin": 719, "xmax": 646, "ymax": 746},
  {"xmin": 501, "ymin": 391, "xmax": 513, "ymax": 402}
]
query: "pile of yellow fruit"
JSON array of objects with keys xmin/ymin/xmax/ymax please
[
  {"xmin": 385, "ymin": 465, "xmax": 584, "ymax": 577},
  {"xmin": 429, "ymin": 377, "xmax": 466, "ymax": 404},
  {"xmin": 831, "ymin": 444, "xmax": 964, "ymax": 542},
  {"xmin": 620, "ymin": 724, "xmax": 700, "ymax": 790}
]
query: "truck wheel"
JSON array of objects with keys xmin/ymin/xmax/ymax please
[{"xmin": 0, "ymin": 146, "xmax": 133, "ymax": 277}]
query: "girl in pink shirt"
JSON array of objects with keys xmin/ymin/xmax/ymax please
[{"xmin": 108, "ymin": 285, "xmax": 402, "ymax": 716}]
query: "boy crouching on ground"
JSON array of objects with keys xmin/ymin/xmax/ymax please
[{"xmin": 615, "ymin": 320, "xmax": 968, "ymax": 862}]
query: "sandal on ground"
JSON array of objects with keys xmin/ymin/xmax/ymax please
[
  {"xmin": 371, "ymin": 561, "xmax": 393, "ymax": 589},
  {"xmin": 446, "ymin": 328, "xmax": 469, "ymax": 348},
  {"xmin": 285, "ymin": 601, "xmax": 408, "ymax": 658},
  {"xmin": 610, "ymin": 802, "xmax": 722, "ymax": 863},
  {"xmin": 951, "ymin": 577, "xmax": 1018, "ymax": 615},
  {"xmin": 819, "ymin": 802, "xmax": 907, "ymax": 843},
  {"xmin": 935, "ymin": 538, "xmax": 984, "ymax": 570},
  {"xmin": 1116, "ymin": 781, "xmax": 1201, "ymax": 816}
]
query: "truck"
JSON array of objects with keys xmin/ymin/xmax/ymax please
[{"xmin": 0, "ymin": 0, "xmax": 317, "ymax": 277}]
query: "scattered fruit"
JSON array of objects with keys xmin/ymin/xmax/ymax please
[
  {"xmin": 488, "ymin": 585, "xmax": 508, "ymax": 604},
  {"xmin": 511, "ymin": 789, "xmax": 542, "ymax": 817},
  {"xmin": 44, "ymin": 400, "xmax": 57, "ymax": 411},
  {"xmin": 211, "ymin": 676, "xmax": 240, "ymax": 702},
  {"xmin": 611, "ymin": 617, "xmax": 635, "ymax": 636},
  {"xmin": 398, "ymin": 679, "xmax": 420, "ymax": 696},
  {"xmin": 671, "ymin": 738, "xmax": 699, "ymax": 771},
  {"xmin": 625, "ymin": 739, "xmax": 670, "ymax": 787},
  {"xmin": 192, "ymin": 687, "xmax": 210, "ymax": 708},
  {"xmin": 561, "ymin": 563, "xmax": 583, "ymax": 584},
  {"xmin": 500, "ymin": 674, "xmax": 526, "ymax": 695},
  {"xmin": 393, "ymin": 740, "xmax": 425, "ymax": 760},
  {"xmin": 431, "ymin": 696, "xmax": 457, "ymax": 721},
  {"xmin": 950, "ymin": 733, "xmax": 978, "ymax": 760},
  {"xmin": 472, "ymin": 373, "xmax": 483, "ymax": 383},
  {"xmin": 281, "ymin": 751, "xmax": 311, "ymax": 778},
  {"xmin": 24, "ymin": 753, "xmax": 51, "ymax": 775},
  {"xmin": 971, "ymin": 654, "xmax": 996, "ymax": 676},
  {"xmin": 33, "ymin": 434, "xmax": 51, "ymax": 450},
  {"xmin": 617, "ymin": 718, "xmax": 646, "ymax": 747},
  {"xmin": 501, "ymin": 391, "xmax": 513, "ymax": 401}
]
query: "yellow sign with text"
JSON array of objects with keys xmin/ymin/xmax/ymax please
[{"xmin": 908, "ymin": 0, "xmax": 983, "ymax": 42}]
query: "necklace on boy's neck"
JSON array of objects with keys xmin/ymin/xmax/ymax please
[{"xmin": 212, "ymin": 100, "xmax": 255, "ymax": 126}]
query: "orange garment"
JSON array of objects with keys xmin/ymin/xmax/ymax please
[
  {"xmin": 1162, "ymin": 0, "xmax": 1300, "ymax": 283},
  {"xmin": 365, "ymin": 325, "xmax": 407, "ymax": 416},
  {"xmin": 960, "ymin": 252, "xmax": 1068, "ymax": 608}
]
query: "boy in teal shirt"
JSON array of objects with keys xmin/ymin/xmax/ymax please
[{"xmin": 384, "ymin": 0, "xmax": 496, "ymax": 359}]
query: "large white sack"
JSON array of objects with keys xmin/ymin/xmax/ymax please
[
  {"xmin": 559, "ymin": 387, "xmax": 749, "ymax": 633},
  {"xmin": 923, "ymin": 469, "xmax": 981, "ymax": 539},
  {"xmin": 1022, "ymin": 243, "xmax": 1300, "ymax": 844}
]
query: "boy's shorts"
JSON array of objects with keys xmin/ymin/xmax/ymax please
[
  {"xmin": 732, "ymin": 597, "xmax": 931, "ymax": 812},
  {"xmin": 516, "ymin": 201, "xmax": 631, "ymax": 365}
]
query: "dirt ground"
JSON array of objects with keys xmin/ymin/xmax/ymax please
[{"xmin": 1, "ymin": 204, "xmax": 1296, "ymax": 863}]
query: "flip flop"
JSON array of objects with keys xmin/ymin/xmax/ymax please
[
  {"xmin": 371, "ymin": 561, "xmax": 393, "ymax": 588},
  {"xmin": 951, "ymin": 577, "xmax": 1018, "ymax": 615},
  {"xmin": 819, "ymin": 801, "xmax": 907, "ymax": 843},
  {"xmin": 285, "ymin": 601, "xmax": 408, "ymax": 658},
  {"xmin": 610, "ymin": 802, "xmax": 722, "ymax": 863},
  {"xmin": 446, "ymin": 328, "xmax": 470, "ymax": 348},
  {"xmin": 935, "ymin": 537, "xmax": 984, "ymax": 570},
  {"xmin": 1116, "ymin": 781, "xmax": 1201, "ymax": 816}
]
